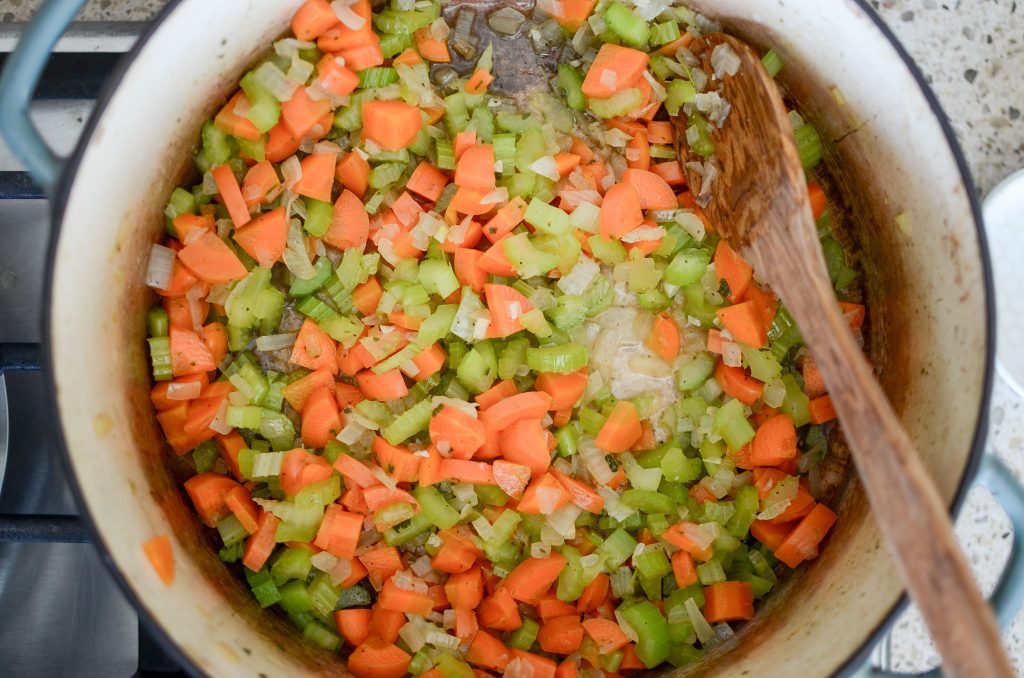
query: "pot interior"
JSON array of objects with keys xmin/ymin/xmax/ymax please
[{"xmin": 48, "ymin": 0, "xmax": 989, "ymax": 676}]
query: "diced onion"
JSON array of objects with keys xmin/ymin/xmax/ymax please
[
  {"xmin": 472, "ymin": 516, "xmax": 495, "ymax": 542},
  {"xmin": 331, "ymin": 0, "xmax": 366, "ymax": 29},
  {"xmin": 763, "ymin": 378, "xmax": 786, "ymax": 408},
  {"xmin": 557, "ymin": 255, "xmax": 599, "ymax": 295},
  {"xmin": 504, "ymin": 657, "xmax": 536, "ymax": 678},
  {"xmin": 431, "ymin": 396, "xmax": 478, "ymax": 417},
  {"xmin": 337, "ymin": 418, "xmax": 368, "ymax": 445},
  {"xmin": 528, "ymin": 155, "xmax": 560, "ymax": 181},
  {"xmin": 685, "ymin": 597, "xmax": 715, "ymax": 644},
  {"xmin": 281, "ymin": 155, "xmax": 302, "ymax": 189},
  {"xmin": 252, "ymin": 61, "xmax": 299, "ymax": 102},
  {"xmin": 480, "ymin": 187, "xmax": 509, "ymax": 205},
  {"xmin": 620, "ymin": 225, "xmax": 666, "ymax": 243},
  {"xmin": 610, "ymin": 567, "xmax": 634, "ymax": 598},
  {"xmin": 722, "ymin": 341, "xmax": 743, "ymax": 367},
  {"xmin": 166, "ymin": 381, "xmax": 201, "ymax": 401},
  {"xmin": 145, "ymin": 244, "xmax": 176, "ymax": 290},
  {"xmin": 531, "ymin": 542, "xmax": 552, "ymax": 558},
  {"xmin": 255, "ymin": 333, "xmax": 297, "ymax": 352},
  {"xmin": 399, "ymin": 619, "xmax": 428, "ymax": 653},
  {"xmin": 209, "ymin": 399, "xmax": 232, "ymax": 435},
  {"xmin": 711, "ymin": 42, "xmax": 742, "ymax": 79}
]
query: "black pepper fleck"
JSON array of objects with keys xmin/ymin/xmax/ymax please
[
  {"xmin": 1010, "ymin": 107, "xmax": 1021, "ymax": 121},
  {"xmin": 965, "ymin": 68, "xmax": 978, "ymax": 83},
  {"xmin": 901, "ymin": 10, "xmax": 914, "ymax": 20}
]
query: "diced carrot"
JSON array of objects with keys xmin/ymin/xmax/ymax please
[
  {"xmin": 300, "ymin": 386, "xmax": 343, "ymax": 448},
  {"xmin": 713, "ymin": 361, "xmax": 763, "ymax": 405},
  {"xmin": 581, "ymin": 44, "xmax": 649, "ymax": 98},
  {"xmin": 454, "ymin": 144, "xmax": 497, "ymax": 192},
  {"xmin": 534, "ymin": 370, "xmax": 588, "ymax": 411},
  {"xmin": 223, "ymin": 485, "xmax": 260, "ymax": 534},
  {"xmin": 368, "ymin": 605, "xmax": 406, "ymax": 644},
  {"xmin": 550, "ymin": 0, "xmax": 597, "ymax": 30},
  {"xmin": 292, "ymin": 0, "xmax": 338, "ymax": 40},
  {"xmin": 324, "ymin": 188, "xmax": 370, "ymax": 249},
  {"xmin": 334, "ymin": 151, "xmax": 371, "ymax": 199},
  {"xmin": 410, "ymin": 343, "xmax": 446, "ymax": 382},
  {"xmin": 454, "ymin": 131, "xmax": 478, "ymax": 160},
  {"xmin": 215, "ymin": 431, "xmax": 246, "ymax": 480},
  {"xmin": 281, "ymin": 85, "xmax": 332, "ymax": 139},
  {"xmin": 750, "ymin": 414, "xmax": 798, "ymax": 467},
  {"xmin": 480, "ymin": 196, "xmax": 528, "ymax": 243},
  {"xmin": 290, "ymin": 318, "xmax": 339, "ymax": 374},
  {"xmin": 316, "ymin": 0, "xmax": 372, "ymax": 50},
  {"xmin": 807, "ymin": 181, "xmax": 827, "ymax": 220},
  {"xmin": 242, "ymin": 510, "xmax": 280, "ymax": 571},
  {"xmin": 492, "ymin": 459, "xmax": 532, "ymax": 499},
  {"xmin": 471, "ymin": 380, "xmax": 514, "ymax": 412},
  {"xmin": 511, "ymin": 651, "xmax": 556, "ymax": 678},
  {"xmin": 480, "ymin": 391, "xmax": 553, "ymax": 431},
  {"xmin": 599, "ymin": 183, "xmax": 643, "ymax": 239},
  {"xmin": 717, "ymin": 301, "xmax": 768, "ymax": 348},
  {"xmin": 378, "ymin": 577, "xmax": 435, "ymax": 616},
  {"xmin": 169, "ymin": 327, "xmax": 216, "ymax": 377},
  {"xmin": 704, "ymin": 581, "xmax": 754, "ymax": 622},
  {"xmin": 360, "ymin": 545, "xmax": 404, "ymax": 588},
  {"xmin": 356, "ymin": 368, "xmax": 409, "ymax": 401},
  {"xmin": 333, "ymin": 453, "xmax": 377, "ymax": 488},
  {"xmin": 265, "ymin": 120, "xmax": 301, "ymax": 163},
  {"xmin": 348, "ymin": 637, "xmax": 412, "ymax": 678},
  {"xmin": 809, "ymin": 395, "xmax": 837, "ymax": 424},
  {"xmin": 498, "ymin": 419, "xmax": 551, "ymax": 478},
  {"xmin": 362, "ymin": 100, "xmax": 423, "ymax": 151},
  {"xmin": 671, "ymin": 550, "xmax": 698, "ymax": 588},
  {"xmin": 501, "ymin": 553, "xmax": 568, "ymax": 605},
  {"xmin": 484, "ymin": 283, "xmax": 533, "ymax": 338},
  {"xmin": 582, "ymin": 617, "xmax": 630, "ymax": 654},
  {"xmin": 335, "ymin": 608, "xmax": 373, "ymax": 647},
  {"xmin": 661, "ymin": 521, "xmax": 714, "ymax": 561},
  {"xmin": 517, "ymin": 473, "xmax": 570, "ymax": 515},
  {"xmin": 441, "ymin": 459, "xmax": 496, "ymax": 485},
  {"xmin": 650, "ymin": 160, "xmax": 686, "ymax": 188},
  {"xmin": 647, "ymin": 312, "xmax": 680, "ymax": 361},
  {"xmin": 453, "ymin": 247, "xmax": 487, "ymax": 293},
  {"xmin": 430, "ymin": 405, "xmax": 487, "ymax": 459},
  {"xmin": 313, "ymin": 504, "xmax": 364, "ymax": 559},
  {"xmin": 213, "ymin": 90, "xmax": 261, "ymax": 141},
  {"xmin": 293, "ymin": 152, "xmax": 337, "ymax": 203},
  {"xmin": 625, "ymin": 130, "xmax": 650, "ymax": 170},
  {"xmin": 474, "ymin": 236, "xmax": 515, "ymax": 277},
  {"xmin": 645, "ymin": 121, "xmax": 675, "ymax": 144},
  {"xmin": 549, "ymin": 469, "xmax": 605, "ymax": 514},
  {"xmin": 839, "ymin": 301, "xmax": 866, "ymax": 331},
  {"xmin": 714, "ymin": 240, "xmax": 753, "ymax": 303},
  {"xmin": 537, "ymin": 594, "xmax": 579, "ymax": 623},
  {"xmin": 177, "ymin": 230, "xmax": 247, "ymax": 285},
  {"xmin": 741, "ymin": 283, "xmax": 779, "ymax": 333},
  {"xmin": 464, "ymin": 68, "xmax": 495, "ymax": 95},
  {"xmin": 595, "ymin": 400, "xmax": 642, "ymax": 453},
  {"xmin": 432, "ymin": 536, "xmax": 479, "ymax": 573},
  {"xmin": 150, "ymin": 373, "xmax": 208, "ymax": 411},
  {"xmin": 183, "ymin": 386, "xmax": 232, "ymax": 443},
  {"xmin": 232, "ymin": 206, "xmax": 287, "ymax": 268},
  {"xmin": 750, "ymin": 519, "xmax": 794, "ymax": 552},
  {"xmin": 372, "ymin": 437, "xmax": 421, "ymax": 483},
  {"xmin": 281, "ymin": 367, "xmax": 335, "ymax": 413},
  {"xmin": 538, "ymin": 615, "xmax": 585, "ymax": 655},
  {"xmin": 575, "ymin": 573, "xmax": 609, "ymax": 613},
  {"xmin": 445, "ymin": 566, "xmax": 484, "ymax": 609},
  {"xmin": 352, "ymin": 276, "xmax": 383, "ymax": 316},
  {"xmin": 413, "ymin": 25, "xmax": 452, "ymax": 62},
  {"xmin": 142, "ymin": 534, "xmax": 175, "ymax": 586},
  {"xmin": 477, "ymin": 587, "xmax": 524, "ymax": 631},
  {"xmin": 621, "ymin": 168, "xmax": 676, "ymax": 210},
  {"xmin": 467, "ymin": 630, "xmax": 513, "ymax": 671},
  {"xmin": 362, "ymin": 485, "xmax": 417, "ymax": 514},
  {"xmin": 407, "ymin": 160, "xmax": 449, "ymax": 202}
]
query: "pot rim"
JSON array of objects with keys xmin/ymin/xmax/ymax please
[{"xmin": 38, "ymin": 1, "xmax": 996, "ymax": 676}]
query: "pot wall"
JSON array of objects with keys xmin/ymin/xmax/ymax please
[{"xmin": 46, "ymin": 0, "xmax": 989, "ymax": 676}]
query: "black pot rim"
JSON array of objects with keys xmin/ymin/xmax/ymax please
[{"xmin": 39, "ymin": 1, "xmax": 996, "ymax": 676}]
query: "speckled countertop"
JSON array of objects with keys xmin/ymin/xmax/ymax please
[{"xmin": 2, "ymin": 0, "xmax": 1023, "ymax": 672}]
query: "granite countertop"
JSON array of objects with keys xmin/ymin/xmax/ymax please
[{"xmin": 2, "ymin": 0, "xmax": 1023, "ymax": 672}]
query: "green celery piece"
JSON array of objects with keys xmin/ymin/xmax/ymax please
[
  {"xmin": 649, "ymin": 20, "xmax": 680, "ymax": 46},
  {"xmin": 303, "ymin": 199, "xmax": 333, "ymax": 237},
  {"xmin": 507, "ymin": 617, "xmax": 540, "ymax": 651},
  {"xmin": 589, "ymin": 88, "xmax": 644, "ymax": 119},
  {"xmin": 444, "ymin": 91, "xmax": 471, "ymax": 133},
  {"xmin": 246, "ymin": 568, "xmax": 282, "ymax": 608},
  {"xmin": 307, "ymin": 570, "xmax": 342, "ymax": 617},
  {"xmin": 665, "ymin": 248, "xmax": 711, "ymax": 286},
  {"xmin": 435, "ymin": 138, "xmax": 456, "ymax": 170},
  {"xmin": 588, "ymin": 234, "xmax": 627, "ymax": 265},
  {"xmin": 382, "ymin": 399, "xmax": 433, "ymax": 444},
  {"xmin": 498, "ymin": 337, "xmax": 529, "ymax": 380},
  {"xmin": 165, "ymin": 187, "xmax": 195, "ymax": 221},
  {"xmin": 726, "ymin": 485, "xmax": 759, "ymax": 539},
  {"xmin": 413, "ymin": 485, "xmax": 461, "ymax": 529},
  {"xmin": 514, "ymin": 127, "xmax": 547, "ymax": 173},
  {"xmin": 436, "ymin": 654, "xmax": 475, "ymax": 678},
  {"xmin": 457, "ymin": 343, "xmax": 498, "ymax": 394},
  {"xmin": 661, "ymin": 447, "xmax": 703, "ymax": 484},
  {"xmin": 557, "ymin": 545, "xmax": 586, "ymax": 602},
  {"xmin": 741, "ymin": 344, "xmax": 782, "ymax": 382},
  {"xmin": 676, "ymin": 352, "xmax": 715, "ymax": 392},
  {"xmin": 526, "ymin": 344, "xmax": 588, "ymax": 374},
  {"xmin": 685, "ymin": 112, "xmax": 715, "ymax": 157},
  {"xmin": 598, "ymin": 528, "xmax": 637, "ymax": 571},
  {"xmin": 557, "ymin": 64, "xmax": 587, "ymax": 111},
  {"xmin": 384, "ymin": 512, "xmax": 434, "ymax": 546},
  {"xmin": 638, "ymin": 288, "xmax": 671, "ymax": 312},
  {"xmin": 604, "ymin": 2, "xmax": 651, "ymax": 48},
  {"xmin": 358, "ymin": 66, "xmax": 399, "ymax": 88},
  {"xmin": 278, "ymin": 580, "xmax": 316, "ymax": 616},
  {"xmin": 302, "ymin": 621, "xmax": 341, "ymax": 651},
  {"xmin": 418, "ymin": 258, "xmax": 460, "ymax": 299},
  {"xmin": 555, "ymin": 422, "xmax": 581, "ymax": 457},
  {"xmin": 288, "ymin": 256, "xmax": 333, "ymax": 297},
  {"xmin": 665, "ymin": 79, "xmax": 697, "ymax": 116},
  {"xmin": 148, "ymin": 337, "xmax": 172, "ymax": 381},
  {"xmin": 370, "ymin": 162, "xmax": 405, "ymax": 190},
  {"xmin": 374, "ymin": 8, "xmax": 434, "ymax": 35},
  {"xmin": 619, "ymin": 601, "xmax": 670, "ymax": 668},
  {"xmin": 475, "ymin": 484, "xmax": 510, "ymax": 506},
  {"xmin": 415, "ymin": 304, "xmax": 457, "ymax": 346},
  {"xmin": 524, "ymin": 197, "xmax": 571, "ymax": 236},
  {"xmin": 470, "ymin": 104, "xmax": 496, "ymax": 143},
  {"xmin": 794, "ymin": 122, "xmax": 823, "ymax": 170},
  {"xmin": 271, "ymin": 546, "xmax": 314, "ymax": 586},
  {"xmin": 780, "ymin": 372, "xmax": 811, "ymax": 426},
  {"xmin": 496, "ymin": 111, "xmax": 537, "ymax": 133},
  {"xmin": 201, "ymin": 121, "xmax": 232, "ymax": 166},
  {"xmin": 712, "ymin": 398, "xmax": 755, "ymax": 450},
  {"xmin": 504, "ymin": 233, "xmax": 560, "ymax": 278},
  {"xmin": 621, "ymin": 489, "xmax": 676, "ymax": 514},
  {"xmin": 762, "ymin": 49, "xmax": 783, "ymax": 78}
]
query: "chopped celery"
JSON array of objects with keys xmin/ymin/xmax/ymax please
[
  {"xmin": 621, "ymin": 489, "xmax": 676, "ymax": 514},
  {"xmin": 201, "ymin": 121, "xmax": 231, "ymax": 167},
  {"xmin": 492, "ymin": 133, "xmax": 517, "ymax": 173},
  {"xmin": 437, "ymin": 655, "xmax": 475, "ymax": 678},
  {"xmin": 288, "ymin": 256, "xmax": 332, "ymax": 297},
  {"xmin": 557, "ymin": 545, "xmax": 586, "ymax": 602},
  {"xmin": 307, "ymin": 570, "xmax": 342, "ymax": 617},
  {"xmin": 685, "ymin": 113, "xmax": 715, "ymax": 157},
  {"xmin": 712, "ymin": 399, "xmax": 755, "ymax": 450},
  {"xmin": 148, "ymin": 337, "xmax": 172, "ymax": 381},
  {"xmin": 665, "ymin": 79, "xmax": 697, "ymax": 116},
  {"xmin": 741, "ymin": 344, "xmax": 782, "ymax": 382},
  {"xmin": 302, "ymin": 621, "xmax": 341, "ymax": 651},
  {"xmin": 726, "ymin": 485, "xmax": 759, "ymax": 539},
  {"xmin": 504, "ymin": 233, "xmax": 560, "ymax": 278},
  {"xmin": 303, "ymin": 199, "xmax": 333, "ymax": 238},
  {"xmin": 557, "ymin": 64, "xmax": 587, "ymax": 111},
  {"xmin": 418, "ymin": 259, "xmax": 460, "ymax": 298},
  {"xmin": 661, "ymin": 447, "xmax": 703, "ymax": 484},
  {"xmin": 373, "ymin": 8, "xmax": 434, "ymax": 35},
  {"xmin": 526, "ymin": 344, "xmax": 588, "ymax": 373},
  {"xmin": 780, "ymin": 373, "xmax": 811, "ymax": 426},
  {"xmin": 413, "ymin": 485, "xmax": 461, "ymax": 529},
  {"xmin": 794, "ymin": 122, "xmax": 823, "ymax": 170},
  {"xmin": 589, "ymin": 88, "xmax": 643, "ymax": 119},
  {"xmin": 604, "ymin": 2, "xmax": 650, "ymax": 48},
  {"xmin": 384, "ymin": 511, "xmax": 434, "ymax": 546},
  {"xmin": 665, "ymin": 248, "xmax": 711, "ymax": 286},
  {"xmin": 696, "ymin": 560, "xmax": 726, "ymax": 585},
  {"xmin": 444, "ymin": 91, "xmax": 471, "ymax": 133},
  {"xmin": 475, "ymin": 484, "xmax": 510, "ymax": 506},
  {"xmin": 762, "ymin": 48, "xmax": 783, "ymax": 78},
  {"xmin": 618, "ymin": 601, "xmax": 670, "ymax": 668},
  {"xmin": 382, "ymin": 398, "xmax": 433, "ymax": 444},
  {"xmin": 469, "ymin": 104, "xmax": 495, "ymax": 143},
  {"xmin": 192, "ymin": 440, "xmax": 218, "ymax": 473},
  {"xmin": 507, "ymin": 617, "xmax": 540, "ymax": 651},
  {"xmin": 676, "ymin": 352, "xmax": 715, "ymax": 392},
  {"xmin": 524, "ymin": 198, "xmax": 571, "ymax": 236},
  {"xmin": 588, "ymin": 235, "xmax": 627, "ymax": 265},
  {"xmin": 457, "ymin": 342, "xmax": 498, "ymax": 393},
  {"xmin": 498, "ymin": 337, "xmax": 529, "ymax": 380},
  {"xmin": 358, "ymin": 66, "xmax": 399, "ymax": 88},
  {"xmin": 271, "ymin": 546, "xmax": 313, "ymax": 585},
  {"xmin": 370, "ymin": 162, "xmax": 405, "ymax": 190},
  {"xmin": 650, "ymin": 20, "xmax": 680, "ymax": 46},
  {"xmin": 555, "ymin": 422, "xmax": 581, "ymax": 457},
  {"xmin": 597, "ymin": 528, "xmax": 637, "ymax": 571},
  {"xmin": 246, "ymin": 568, "xmax": 282, "ymax": 608},
  {"xmin": 435, "ymin": 138, "xmax": 456, "ymax": 170}
]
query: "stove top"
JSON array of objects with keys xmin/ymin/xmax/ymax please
[{"xmin": 0, "ymin": 22, "xmax": 184, "ymax": 677}]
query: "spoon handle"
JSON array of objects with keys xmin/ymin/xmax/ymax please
[{"xmin": 753, "ymin": 231, "xmax": 1014, "ymax": 678}]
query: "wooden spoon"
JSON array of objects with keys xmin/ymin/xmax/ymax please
[{"xmin": 676, "ymin": 33, "xmax": 1013, "ymax": 678}]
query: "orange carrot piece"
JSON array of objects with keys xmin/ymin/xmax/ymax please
[
  {"xmin": 316, "ymin": 0, "xmax": 373, "ymax": 50},
  {"xmin": 430, "ymin": 405, "xmax": 487, "ymax": 459},
  {"xmin": 539, "ymin": 615, "xmax": 585, "ymax": 655},
  {"xmin": 379, "ymin": 577, "xmax": 436, "ymax": 616},
  {"xmin": 534, "ymin": 370, "xmax": 588, "ymax": 411},
  {"xmin": 336, "ymin": 608, "xmax": 373, "ymax": 647},
  {"xmin": 808, "ymin": 395, "xmax": 837, "ymax": 424},
  {"xmin": 407, "ymin": 160, "xmax": 449, "ymax": 202},
  {"xmin": 182, "ymin": 386, "xmax": 232, "ymax": 443},
  {"xmin": 750, "ymin": 413, "xmax": 798, "ymax": 466},
  {"xmin": 839, "ymin": 301, "xmax": 866, "ymax": 331},
  {"xmin": 713, "ymin": 361, "xmax": 763, "ymax": 405},
  {"xmin": 750, "ymin": 519, "xmax": 793, "ymax": 552},
  {"xmin": 142, "ymin": 535, "xmax": 175, "ymax": 586},
  {"xmin": 498, "ymin": 418, "xmax": 552, "ymax": 478},
  {"xmin": 242, "ymin": 510, "xmax": 281, "ymax": 571},
  {"xmin": 484, "ymin": 283, "xmax": 533, "ymax": 338},
  {"xmin": 480, "ymin": 391, "xmax": 552, "ymax": 431},
  {"xmin": 554, "ymin": 152, "xmax": 582, "ymax": 177},
  {"xmin": 348, "ymin": 637, "xmax": 412, "ymax": 678},
  {"xmin": 581, "ymin": 44, "xmax": 649, "ymax": 98},
  {"xmin": 289, "ymin": 318, "xmax": 339, "ymax": 374},
  {"xmin": 625, "ymin": 129, "xmax": 650, "ymax": 170},
  {"xmin": 661, "ymin": 521, "xmax": 714, "ymax": 561},
  {"xmin": 362, "ymin": 100, "xmax": 423, "ymax": 151},
  {"xmin": 441, "ymin": 458, "xmax": 497, "ymax": 485},
  {"xmin": 467, "ymin": 630, "xmax": 513, "ymax": 671},
  {"xmin": 445, "ymin": 566, "xmax": 484, "ymax": 609},
  {"xmin": 454, "ymin": 130, "xmax": 477, "ymax": 160},
  {"xmin": 671, "ymin": 550, "xmax": 698, "ymax": 588},
  {"xmin": 454, "ymin": 247, "xmax": 488, "ymax": 293},
  {"xmin": 492, "ymin": 459, "xmax": 532, "ymax": 499},
  {"xmin": 647, "ymin": 312, "xmax": 680, "ymax": 361},
  {"xmin": 595, "ymin": 400, "xmax": 642, "ymax": 453},
  {"xmin": 154, "ymin": 401, "xmax": 197, "ymax": 454},
  {"xmin": 703, "ymin": 581, "xmax": 755, "ymax": 623},
  {"xmin": 356, "ymin": 368, "xmax": 409, "ymax": 401},
  {"xmin": 241, "ymin": 161, "xmax": 281, "ymax": 210},
  {"xmin": 411, "ymin": 343, "xmax": 446, "ymax": 382},
  {"xmin": 476, "ymin": 236, "xmax": 517, "ymax": 276},
  {"xmin": 293, "ymin": 152, "xmax": 336, "ymax": 203},
  {"xmin": 464, "ymin": 68, "xmax": 495, "ymax": 95},
  {"xmin": 292, "ymin": 0, "xmax": 338, "ymax": 40},
  {"xmin": 300, "ymin": 386, "xmax": 343, "ymax": 448},
  {"xmin": 575, "ymin": 573, "xmax": 609, "ymax": 613},
  {"xmin": 215, "ymin": 431, "xmax": 246, "ymax": 480},
  {"xmin": 550, "ymin": 0, "xmax": 597, "ymax": 30},
  {"xmin": 150, "ymin": 373, "xmax": 208, "ymax": 411},
  {"xmin": 336, "ymin": 150, "xmax": 371, "ymax": 198},
  {"xmin": 621, "ymin": 168, "xmax": 676, "ymax": 210},
  {"xmin": 714, "ymin": 239, "xmax": 753, "ymax": 302},
  {"xmin": 314, "ymin": 504, "xmax": 364, "ymax": 559},
  {"xmin": 501, "ymin": 553, "xmax": 568, "ymax": 605},
  {"xmin": 801, "ymin": 356, "xmax": 827, "ymax": 398},
  {"xmin": 325, "ymin": 188, "xmax": 370, "ymax": 249},
  {"xmin": 716, "ymin": 301, "xmax": 768, "ymax": 348},
  {"xmin": 281, "ymin": 367, "xmax": 335, "ymax": 413},
  {"xmin": 475, "ymin": 379, "xmax": 518, "ymax": 411},
  {"xmin": 413, "ymin": 26, "xmax": 452, "ymax": 62},
  {"xmin": 550, "ymin": 469, "xmax": 605, "ymax": 514},
  {"xmin": 517, "ymin": 473, "xmax": 571, "ymax": 515},
  {"xmin": 177, "ymin": 230, "xmax": 247, "ymax": 285},
  {"xmin": 372, "ymin": 437, "xmax": 422, "ymax": 483},
  {"xmin": 353, "ymin": 276, "xmax": 383, "ymax": 316},
  {"xmin": 432, "ymin": 537, "xmax": 479, "ymax": 573},
  {"xmin": 582, "ymin": 617, "xmax": 630, "ymax": 654},
  {"xmin": 477, "ymin": 587, "xmax": 524, "ymax": 631},
  {"xmin": 281, "ymin": 85, "xmax": 332, "ymax": 139},
  {"xmin": 213, "ymin": 90, "xmax": 261, "ymax": 141},
  {"xmin": 807, "ymin": 181, "xmax": 827, "ymax": 220},
  {"xmin": 169, "ymin": 327, "xmax": 217, "ymax": 377},
  {"xmin": 599, "ymin": 182, "xmax": 643, "ymax": 238},
  {"xmin": 317, "ymin": 54, "xmax": 360, "ymax": 97},
  {"xmin": 537, "ymin": 594, "xmax": 579, "ymax": 623},
  {"xmin": 650, "ymin": 160, "xmax": 686, "ymax": 188},
  {"xmin": 455, "ymin": 144, "xmax": 497, "ymax": 192},
  {"xmin": 232, "ymin": 206, "xmax": 287, "ymax": 268},
  {"xmin": 645, "ymin": 121, "xmax": 675, "ymax": 144},
  {"xmin": 482, "ymin": 196, "xmax": 529, "ymax": 243},
  {"xmin": 224, "ymin": 485, "xmax": 260, "ymax": 534}
]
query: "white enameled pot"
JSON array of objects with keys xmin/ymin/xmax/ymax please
[{"xmin": 1, "ymin": 0, "xmax": 1022, "ymax": 676}]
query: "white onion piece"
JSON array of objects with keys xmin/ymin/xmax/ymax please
[
  {"xmin": 166, "ymin": 381, "xmax": 202, "ymax": 401},
  {"xmin": 711, "ymin": 42, "xmax": 742, "ymax": 78},
  {"xmin": 431, "ymin": 397, "xmax": 478, "ymax": 417},
  {"xmin": 281, "ymin": 156, "xmax": 302, "ymax": 189},
  {"xmin": 531, "ymin": 542, "xmax": 552, "ymax": 558},
  {"xmin": 252, "ymin": 61, "xmax": 298, "ymax": 102},
  {"xmin": 620, "ymin": 225, "xmax": 666, "ymax": 243},
  {"xmin": 182, "ymin": 225, "xmax": 208, "ymax": 246},
  {"xmin": 722, "ymin": 341, "xmax": 743, "ymax": 368},
  {"xmin": 255, "ymin": 333, "xmax": 297, "ymax": 352},
  {"xmin": 331, "ymin": 0, "xmax": 366, "ymax": 29},
  {"xmin": 479, "ymin": 187, "xmax": 509, "ymax": 205},
  {"xmin": 686, "ymin": 597, "xmax": 715, "ymax": 644},
  {"xmin": 209, "ymin": 399, "xmax": 232, "ymax": 435},
  {"xmin": 399, "ymin": 619, "xmax": 428, "ymax": 653},
  {"xmin": 504, "ymin": 657, "xmax": 536, "ymax": 678},
  {"xmin": 145, "ymin": 244, "xmax": 176, "ymax": 290},
  {"xmin": 557, "ymin": 255, "xmax": 599, "ymax": 295},
  {"xmin": 528, "ymin": 155, "xmax": 560, "ymax": 181},
  {"xmin": 337, "ymin": 418, "xmax": 368, "ymax": 445}
]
